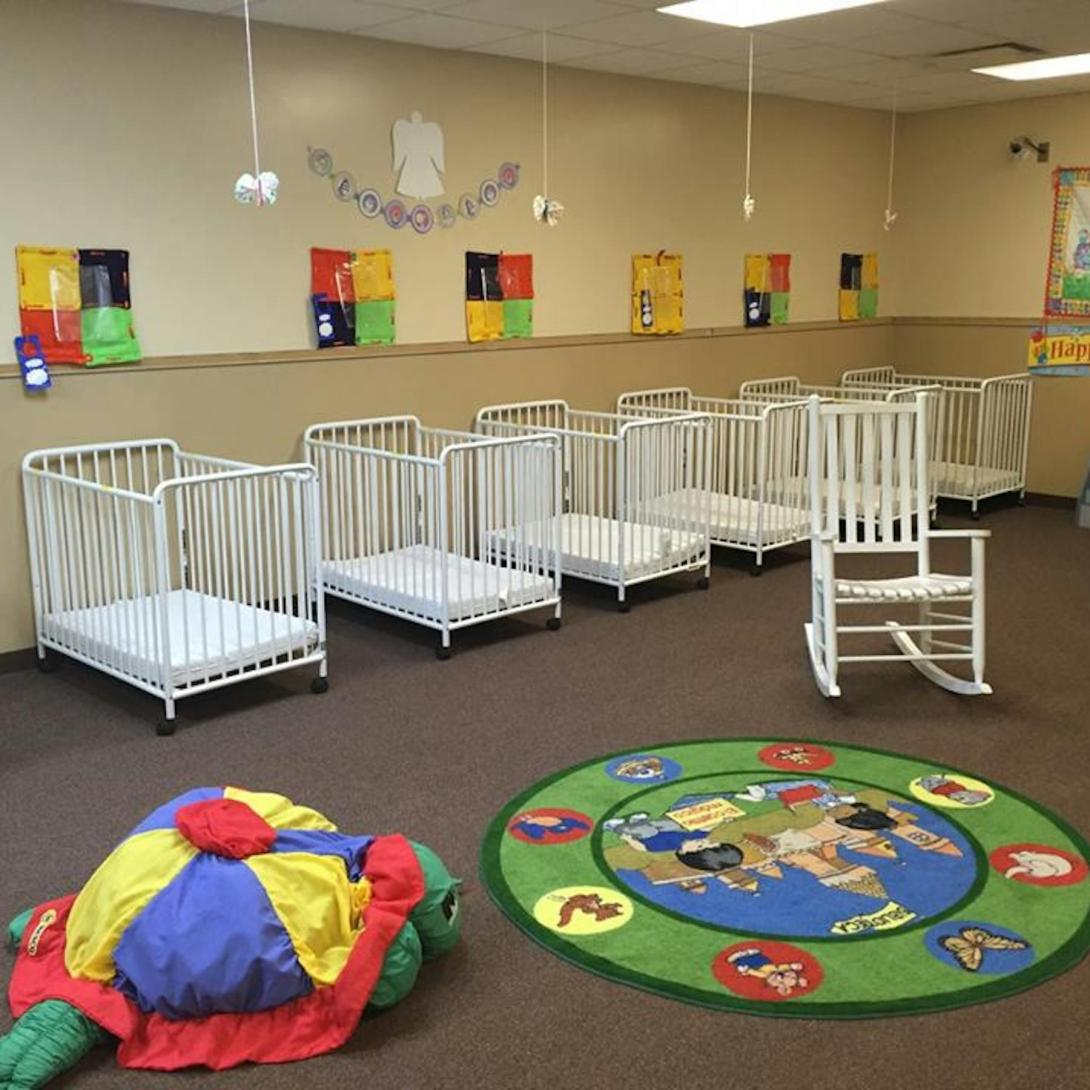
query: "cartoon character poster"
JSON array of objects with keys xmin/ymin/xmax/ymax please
[{"xmin": 1045, "ymin": 168, "xmax": 1090, "ymax": 318}]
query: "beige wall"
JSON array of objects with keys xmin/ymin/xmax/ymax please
[
  {"xmin": 0, "ymin": 323, "xmax": 892, "ymax": 652},
  {"xmin": 892, "ymin": 92, "xmax": 1090, "ymax": 317},
  {"xmin": 0, "ymin": 0, "xmax": 891, "ymax": 356}
]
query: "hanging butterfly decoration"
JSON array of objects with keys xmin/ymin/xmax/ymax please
[
  {"xmin": 533, "ymin": 195, "xmax": 564, "ymax": 227},
  {"xmin": 742, "ymin": 35, "xmax": 756, "ymax": 223},
  {"xmin": 940, "ymin": 927, "xmax": 1029, "ymax": 972},
  {"xmin": 233, "ymin": 0, "xmax": 278, "ymax": 207}
]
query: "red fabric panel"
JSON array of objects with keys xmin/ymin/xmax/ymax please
[
  {"xmin": 19, "ymin": 309, "xmax": 87, "ymax": 365},
  {"xmin": 310, "ymin": 248, "xmax": 355, "ymax": 303},
  {"xmin": 498, "ymin": 253, "xmax": 534, "ymax": 300},
  {"xmin": 770, "ymin": 254, "xmax": 791, "ymax": 294},
  {"xmin": 8, "ymin": 835, "xmax": 426, "ymax": 1071},
  {"xmin": 175, "ymin": 799, "xmax": 276, "ymax": 860}
]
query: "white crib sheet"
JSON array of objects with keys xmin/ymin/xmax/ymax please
[
  {"xmin": 487, "ymin": 513, "xmax": 705, "ymax": 583},
  {"xmin": 932, "ymin": 461, "xmax": 1021, "ymax": 498},
  {"xmin": 44, "ymin": 589, "xmax": 318, "ymax": 687},
  {"xmin": 323, "ymin": 544, "xmax": 555, "ymax": 623},
  {"xmin": 642, "ymin": 488, "xmax": 810, "ymax": 546}
]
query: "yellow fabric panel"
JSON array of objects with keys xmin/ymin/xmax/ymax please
[
  {"xmin": 631, "ymin": 254, "xmax": 658, "ymax": 292},
  {"xmin": 65, "ymin": 830, "xmax": 196, "ymax": 982},
  {"xmin": 631, "ymin": 253, "xmax": 684, "ymax": 335},
  {"xmin": 223, "ymin": 787, "xmax": 337, "ymax": 832},
  {"xmin": 17, "ymin": 246, "xmax": 80, "ymax": 311},
  {"xmin": 652, "ymin": 293, "xmax": 684, "ymax": 334},
  {"xmin": 352, "ymin": 250, "xmax": 395, "ymax": 301},
  {"xmin": 244, "ymin": 852, "xmax": 372, "ymax": 986},
  {"xmin": 745, "ymin": 253, "xmax": 770, "ymax": 293},
  {"xmin": 862, "ymin": 253, "xmax": 879, "ymax": 290},
  {"xmin": 839, "ymin": 289, "xmax": 860, "ymax": 322},
  {"xmin": 466, "ymin": 300, "xmax": 503, "ymax": 343}
]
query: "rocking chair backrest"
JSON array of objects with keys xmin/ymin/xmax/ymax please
[{"xmin": 808, "ymin": 394, "xmax": 931, "ymax": 558}]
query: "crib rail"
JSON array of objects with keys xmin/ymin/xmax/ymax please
[
  {"xmin": 841, "ymin": 368, "xmax": 1032, "ymax": 508},
  {"xmin": 305, "ymin": 417, "xmax": 562, "ymax": 647},
  {"xmin": 475, "ymin": 400, "xmax": 712, "ymax": 597},
  {"xmin": 22, "ymin": 440, "xmax": 326, "ymax": 726}
]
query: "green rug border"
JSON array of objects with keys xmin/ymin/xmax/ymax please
[
  {"xmin": 590, "ymin": 769, "xmax": 990, "ymax": 944},
  {"xmin": 479, "ymin": 736, "xmax": 1090, "ymax": 1020}
]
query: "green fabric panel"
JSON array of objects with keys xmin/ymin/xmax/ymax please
[
  {"xmin": 0, "ymin": 999, "xmax": 109, "ymax": 1090},
  {"xmin": 7, "ymin": 909, "xmax": 33, "ymax": 951},
  {"xmin": 80, "ymin": 307, "xmax": 141, "ymax": 366},
  {"xmin": 501, "ymin": 299, "xmax": 533, "ymax": 340},
  {"xmin": 1062, "ymin": 274, "xmax": 1090, "ymax": 301},
  {"xmin": 354, "ymin": 300, "xmax": 395, "ymax": 346},
  {"xmin": 770, "ymin": 292, "xmax": 790, "ymax": 324},
  {"xmin": 368, "ymin": 922, "xmax": 423, "ymax": 1011},
  {"xmin": 859, "ymin": 288, "xmax": 879, "ymax": 319},
  {"xmin": 408, "ymin": 840, "xmax": 461, "ymax": 959}
]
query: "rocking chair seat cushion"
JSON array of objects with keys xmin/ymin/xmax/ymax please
[{"xmin": 834, "ymin": 573, "xmax": 972, "ymax": 601}]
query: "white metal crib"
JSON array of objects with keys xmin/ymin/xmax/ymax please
[
  {"xmin": 739, "ymin": 376, "xmax": 945, "ymax": 515},
  {"xmin": 305, "ymin": 417, "xmax": 562, "ymax": 657},
  {"xmin": 841, "ymin": 367, "xmax": 1033, "ymax": 517},
  {"xmin": 616, "ymin": 387, "xmax": 809, "ymax": 574},
  {"xmin": 805, "ymin": 395, "xmax": 989, "ymax": 698},
  {"xmin": 22, "ymin": 440, "xmax": 327, "ymax": 735},
  {"xmin": 475, "ymin": 400, "xmax": 712, "ymax": 609}
]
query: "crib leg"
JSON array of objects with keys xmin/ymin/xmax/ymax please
[
  {"xmin": 1017, "ymin": 489, "xmax": 1027, "ymax": 507},
  {"xmin": 157, "ymin": 697, "xmax": 176, "ymax": 737},
  {"xmin": 971, "ymin": 499, "xmax": 981, "ymax": 521},
  {"xmin": 310, "ymin": 659, "xmax": 329, "ymax": 694},
  {"xmin": 436, "ymin": 630, "xmax": 452, "ymax": 660},
  {"xmin": 617, "ymin": 587, "xmax": 630, "ymax": 613},
  {"xmin": 35, "ymin": 646, "xmax": 58, "ymax": 673},
  {"xmin": 546, "ymin": 602, "xmax": 562, "ymax": 631}
]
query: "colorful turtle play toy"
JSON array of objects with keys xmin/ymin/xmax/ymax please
[{"xmin": 0, "ymin": 788, "xmax": 461, "ymax": 1089}]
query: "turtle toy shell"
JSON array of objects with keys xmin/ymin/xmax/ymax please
[{"xmin": 1, "ymin": 788, "xmax": 460, "ymax": 1088}]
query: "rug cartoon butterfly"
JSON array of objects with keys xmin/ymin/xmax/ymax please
[{"xmin": 940, "ymin": 926, "xmax": 1029, "ymax": 972}]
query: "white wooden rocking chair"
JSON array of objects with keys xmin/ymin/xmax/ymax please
[{"xmin": 805, "ymin": 395, "xmax": 991, "ymax": 698}]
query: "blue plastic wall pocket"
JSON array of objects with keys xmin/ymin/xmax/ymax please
[{"xmin": 15, "ymin": 334, "xmax": 52, "ymax": 392}]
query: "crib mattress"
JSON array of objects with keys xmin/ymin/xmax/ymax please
[
  {"xmin": 43, "ymin": 589, "xmax": 319, "ymax": 687},
  {"xmin": 642, "ymin": 488, "xmax": 810, "ymax": 546},
  {"xmin": 487, "ymin": 513, "xmax": 706, "ymax": 583},
  {"xmin": 932, "ymin": 461, "xmax": 1021, "ymax": 498},
  {"xmin": 323, "ymin": 544, "xmax": 555, "ymax": 622}
]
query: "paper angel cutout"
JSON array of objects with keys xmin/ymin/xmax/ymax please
[
  {"xmin": 234, "ymin": 171, "xmax": 279, "ymax": 206},
  {"xmin": 533, "ymin": 195, "xmax": 564, "ymax": 226},
  {"xmin": 392, "ymin": 112, "xmax": 445, "ymax": 199},
  {"xmin": 743, "ymin": 194, "xmax": 756, "ymax": 222}
]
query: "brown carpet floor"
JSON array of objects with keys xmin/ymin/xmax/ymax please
[{"xmin": 1, "ymin": 502, "xmax": 1088, "ymax": 1090}]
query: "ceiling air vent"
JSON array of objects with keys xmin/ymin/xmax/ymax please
[{"xmin": 920, "ymin": 41, "xmax": 1047, "ymax": 73}]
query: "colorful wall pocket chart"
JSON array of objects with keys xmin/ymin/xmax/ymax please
[
  {"xmin": 632, "ymin": 252, "xmax": 684, "ymax": 336},
  {"xmin": 465, "ymin": 252, "xmax": 533, "ymax": 343},
  {"xmin": 744, "ymin": 253, "xmax": 791, "ymax": 327},
  {"xmin": 839, "ymin": 252, "xmax": 878, "ymax": 321},
  {"xmin": 16, "ymin": 246, "xmax": 141, "ymax": 366},
  {"xmin": 310, "ymin": 247, "xmax": 396, "ymax": 347}
]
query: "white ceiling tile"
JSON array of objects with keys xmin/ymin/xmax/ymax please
[
  {"xmin": 245, "ymin": 0, "xmax": 407, "ymax": 32},
  {"xmin": 560, "ymin": 9, "xmax": 725, "ymax": 47},
  {"xmin": 848, "ymin": 21, "xmax": 1003, "ymax": 59},
  {"xmin": 761, "ymin": 44, "xmax": 886, "ymax": 73},
  {"xmin": 440, "ymin": 0, "xmax": 628, "ymax": 31},
  {"xmin": 757, "ymin": 7, "xmax": 945, "ymax": 45},
  {"xmin": 129, "ymin": 0, "xmax": 237, "ymax": 11},
  {"xmin": 565, "ymin": 46, "xmax": 704, "ymax": 74},
  {"xmin": 467, "ymin": 32, "xmax": 610, "ymax": 62},
  {"xmin": 655, "ymin": 28, "xmax": 810, "ymax": 62},
  {"xmin": 360, "ymin": 12, "xmax": 521, "ymax": 48},
  {"xmin": 649, "ymin": 59, "xmax": 750, "ymax": 84}
]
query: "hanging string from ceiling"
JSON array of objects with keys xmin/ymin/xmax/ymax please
[
  {"xmin": 884, "ymin": 89, "xmax": 898, "ymax": 230},
  {"xmin": 743, "ymin": 34, "xmax": 756, "ymax": 222},
  {"xmin": 234, "ymin": 0, "xmax": 279, "ymax": 206},
  {"xmin": 533, "ymin": 27, "xmax": 564, "ymax": 226}
]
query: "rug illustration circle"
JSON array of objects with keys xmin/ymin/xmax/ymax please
[{"xmin": 480, "ymin": 739, "xmax": 1090, "ymax": 1018}]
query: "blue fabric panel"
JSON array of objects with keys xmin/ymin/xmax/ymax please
[
  {"xmin": 126, "ymin": 788, "xmax": 225, "ymax": 839},
  {"xmin": 112, "ymin": 854, "xmax": 312, "ymax": 1019},
  {"xmin": 270, "ymin": 830, "xmax": 373, "ymax": 881}
]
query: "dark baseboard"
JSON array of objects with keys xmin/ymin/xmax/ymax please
[
  {"xmin": 1025, "ymin": 492, "xmax": 1077, "ymax": 509},
  {"xmin": 0, "ymin": 647, "xmax": 36, "ymax": 675}
]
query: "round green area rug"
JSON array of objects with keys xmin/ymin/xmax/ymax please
[{"xmin": 480, "ymin": 739, "xmax": 1090, "ymax": 1018}]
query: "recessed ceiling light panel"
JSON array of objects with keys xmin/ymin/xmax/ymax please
[
  {"xmin": 974, "ymin": 52, "xmax": 1090, "ymax": 81},
  {"xmin": 656, "ymin": 0, "xmax": 889, "ymax": 29}
]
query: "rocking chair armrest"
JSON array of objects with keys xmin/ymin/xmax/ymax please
[
  {"xmin": 814, "ymin": 531, "xmax": 838, "ymax": 543},
  {"xmin": 926, "ymin": 529, "xmax": 991, "ymax": 540}
]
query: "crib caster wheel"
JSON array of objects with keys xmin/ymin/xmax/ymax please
[
  {"xmin": 156, "ymin": 719, "xmax": 176, "ymax": 738},
  {"xmin": 971, "ymin": 510, "xmax": 981, "ymax": 522},
  {"xmin": 546, "ymin": 617, "xmax": 562, "ymax": 631},
  {"xmin": 35, "ymin": 652, "xmax": 58, "ymax": 673},
  {"xmin": 310, "ymin": 676, "xmax": 329, "ymax": 695},
  {"xmin": 697, "ymin": 576, "xmax": 710, "ymax": 590},
  {"xmin": 617, "ymin": 601, "xmax": 631, "ymax": 614},
  {"xmin": 1017, "ymin": 495, "xmax": 1027, "ymax": 507},
  {"xmin": 436, "ymin": 646, "xmax": 452, "ymax": 661},
  {"xmin": 749, "ymin": 565, "xmax": 763, "ymax": 578}
]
